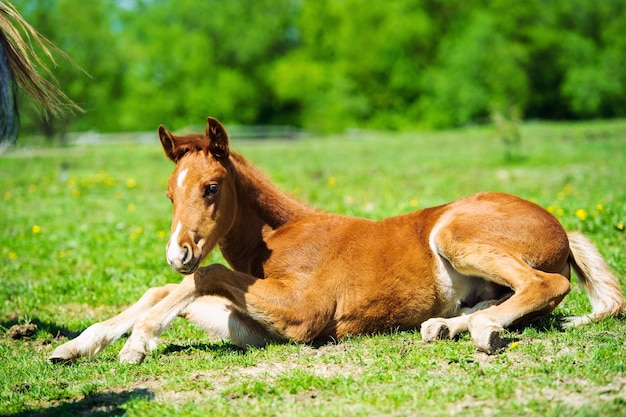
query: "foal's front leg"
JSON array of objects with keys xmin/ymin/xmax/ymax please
[
  {"xmin": 119, "ymin": 274, "xmax": 199, "ymax": 364},
  {"xmin": 49, "ymin": 284, "xmax": 178, "ymax": 363}
]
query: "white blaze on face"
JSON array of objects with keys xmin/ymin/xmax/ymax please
[
  {"xmin": 177, "ymin": 168, "xmax": 189, "ymax": 189},
  {"xmin": 166, "ymin": 221, "xmax": 184, "ymax": 265}
]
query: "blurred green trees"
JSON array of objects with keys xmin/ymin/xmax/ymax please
[{"xmin": 10, "ymin": 0, "xmax": 626, "ymax": 136}]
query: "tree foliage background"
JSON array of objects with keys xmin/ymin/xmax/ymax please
[{"xmin": 10, "ymin": 0, "xmax": 626, "ymax": 136}]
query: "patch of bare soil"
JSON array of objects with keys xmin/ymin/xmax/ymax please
[
  {"xmin": 448, "ymin": 337, "xmax": 626, "ymax": 415},
  {"xmin": 450, "ymin": 377, "xmax": 626, "ymax": 415},
  {"xmin": 127, "ymin": 344, "xmax": 364, "ymax": 404},
  {"xmin": 5, "ymin": 323, "xmax": 38, "ymax": 339},
  {"xmin": 239, "ymin": 345, "xmax": 364, "ymax": 380},
  {"xmin": 538, "ymin": 376, "xmax": 626, "ymax": 409}
]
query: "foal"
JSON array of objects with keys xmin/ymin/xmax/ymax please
[{"xmin": 50, "ymin": 117, "xmax": 624, "ymax": 364}]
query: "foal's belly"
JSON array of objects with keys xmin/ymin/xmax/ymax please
[{"xmin": 263, "ymin": 211, "xmax": 446, "ymax": 339}]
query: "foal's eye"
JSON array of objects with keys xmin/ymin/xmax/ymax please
[{"xmin": 203, "ymin": 183, "xmax": 219, "ymax": 197}]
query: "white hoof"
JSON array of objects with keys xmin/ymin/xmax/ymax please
[
  {"xmin": 421, "ymin": 318, "xmax": 451, "ymax": 343},
  {"xmin": 469, "ymin": 315, "xmax": 504, "ymax": 354},
  {"xmin": 49, "ymin": 343, "xmax": 79, "ymax": 364},
  {"xmin": 474, "ymin": 327, "xmax": 503, "ymax": 354},
  {"xmin": 119, "ymin": 331, "xmax": 157, "ymax": 364},
  {"xmin": 119, "ymin": 346, "xmax": 147, "ymax": 364}
]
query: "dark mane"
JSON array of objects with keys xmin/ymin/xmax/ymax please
[{"xmin": 229, "ymin": 151, "xmax": 315, "ymax": 229}]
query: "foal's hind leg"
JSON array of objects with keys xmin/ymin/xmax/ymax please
[
  {"xmin": 49, "ymin": 284, "xmax": 178, "ymax": 362},
  {"xmin": 439, "ymin": 247, "xmax": 570, "ymax": 354},
  {"xmin": 467, "ymin": 270, "xmax": 569, "ymax": 354}
]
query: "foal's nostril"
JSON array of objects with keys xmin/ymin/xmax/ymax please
[{"xmin": 182, "ymin": 244, "xmax": 192, "ymax": 264}]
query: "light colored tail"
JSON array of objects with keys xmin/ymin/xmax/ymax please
[{"xmin": 565, "ymin": 232, "xmax": 625, "ymax": 326}]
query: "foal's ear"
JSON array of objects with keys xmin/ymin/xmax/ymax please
[
  {"xmin": 206, "ymin": 117, "xmax": 229, "ymax": 161},
  {"xmin": 159, "ymin": 125, "xmax": 178, "ymax": 162}
]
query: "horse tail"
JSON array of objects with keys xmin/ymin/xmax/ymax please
[{"xmin": 564, "ymin": 231, "xmax": 625, "ymax": 326}]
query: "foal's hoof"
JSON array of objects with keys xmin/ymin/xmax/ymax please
[
  {"xmin": 469, "ymin": 315, "xmax": 504, "ymax": 355},
  {"xmin": 474, "ymin": 328, "xmax": 503, "ymax": 355},
  {"xmin": 48, "ymin": 345, "xmax": 78, "ymax": 364},
  {"xmin": 421, "ymin": 318, "xmax": 451, "ymax": 342},
  {"xmin": 119, "ymin": 347, "xmax": 147, "ymax": 365}
]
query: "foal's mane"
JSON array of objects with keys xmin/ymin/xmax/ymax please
[{"xmin": 229, "ymin": 152, "xmax": 316, "ymax": 229}]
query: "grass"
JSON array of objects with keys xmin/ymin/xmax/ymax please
[{"xmin": 1, "ymin": 120, "xmax": 625, "ymax": 416}]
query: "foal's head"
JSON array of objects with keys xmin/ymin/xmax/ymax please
[{"xmin": 159, "ymin": 117, "xmax": 237, "ymax": 274}]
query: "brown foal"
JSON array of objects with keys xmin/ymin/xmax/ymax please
[{"xmin": 50, "ymin": 117, "xmax": 624, "ymax": 364}]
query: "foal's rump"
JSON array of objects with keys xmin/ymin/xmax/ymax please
[
  {"xmin": 432, "ymin": 192, "xmax": 572, "ymax": 274},
  {"xmin": 428, "ymin": 192, "xmax": 623, "ymax": 330}
]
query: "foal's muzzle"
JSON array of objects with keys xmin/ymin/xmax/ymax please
[{"xmin": 166, "ymin": 239, "xmax": 202, "ymax": 274}]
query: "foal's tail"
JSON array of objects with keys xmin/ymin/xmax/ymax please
[{"xmin": 565, "ymin": 232, "xmax": 625, "ymax": 326}]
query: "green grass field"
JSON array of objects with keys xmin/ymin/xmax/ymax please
[{"xmin": 1, "ymin": 121, "xmax": 625, "ymax": 416}]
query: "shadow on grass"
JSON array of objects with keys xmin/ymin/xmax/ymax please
[
  {"xmin": 514, "ymin": 313, "xmax": 568, "ymax": 333},
  {"xmin": 161, "ymin": 341, "xmax": 246, "ymax": 357},
  {"xmin": 5, "ymin": 388, "xmax": 154, "ymax": 417}
]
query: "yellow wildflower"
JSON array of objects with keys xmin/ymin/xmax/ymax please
[
  {"xmin": 4, "ymin": 191, "xmax": 11, "ymax": 200},
  {"xmin": 327, "ymin": 177, "xmax": 336, "ymax": 188},
  {"xmin": 126, "ymin": 178, "xmax": 137, "ymax": 189},
  {"xmin": 410, "ymin": 198, "xmax": 418, "ymax": 207},
  {"xmin": 128, "ymin": 203, "xmax": 137, "ymax": 212},
  {"xmin": 556, "ymin": 184, "xmax": 573, "ymax": 201},
  {"xmin": 548, "ymin": 206, "xmax": 564, "ymax": 217},
  {"xmin": 8, "ymin": 252, "xmax": 17, "ymax": 260},
  {"xmin": 562, "ymin": 184, "xmax": 573, "ymax": 195},
  {"xmin": 32, "ymin": 225, "xmax": 42, "ymax": 234},
  {"xmin": 575, "ymin": 209, "xmax": 587, "ymax": 221}
]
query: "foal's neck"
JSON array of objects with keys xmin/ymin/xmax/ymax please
[
  {"xmin": 219, "ymin": 153, "xmax": 315, "ymax": 274},
  {"xmin": 231, "ymin": 153, "xmax": 314, "ymax": 228}
]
